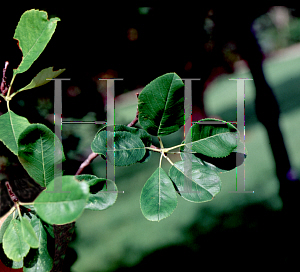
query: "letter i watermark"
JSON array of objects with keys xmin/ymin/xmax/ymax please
[
  {"xmin": 229, "ymin": 78, "xmax": 254, "ymax": 193},
  {"xmin": 180, "ymin": 77, "xmax": 254, "ymax": 194},
  {"xmin": 98, "ymin": 78, "xmax": 124, "ymax": 194},
  {"xmin": 49, "ymin": 78, "xmax": 70, "ymax": 193},
  {"xmin": 181, "ymin": 78, "xmax": 200, "ymax": 194},
  {"xmin": 51, "ymin": 77, "xmax": 125, "ymax": 194}
]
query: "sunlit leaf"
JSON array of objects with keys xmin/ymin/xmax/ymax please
[
  {"xmin": 33, "ymin": 176, "xmax": 89, "ymax": 225},
  {"xmin": 3, "ymin": 219, "xmax": 30, "ymax": 262},
  {"xmin": 13, "ymin": 9, "xmax": 60, "ymax": 75},
  {"xmin": 22, "ymin": 212, "xmax": 53, "ymax": 271},
  {"xmin": 0, "ymin": 111, "xmax": 30, "ymax": 155},
  {"xmin": 0, "ymin": 213, "xmax": 14, "ymax": 243},
  {"xmin": 21, "ymin": 217, "xmax": 39, "ymax": 248},
  {"xmin": 0, "ymin": 244, "xmax": 23, "ymax": 269},
  {"xmin": 75, "ymin": 174, "xmax": 98, "ymax": 186}
]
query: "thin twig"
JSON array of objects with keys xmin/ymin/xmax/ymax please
[
  {"xmin": 75, "ymin": 152, "xmax": 99, "ymax": 176},
  {"xmin": 0, "ymin": 61, "xmax": 9, "ymax": 98}
]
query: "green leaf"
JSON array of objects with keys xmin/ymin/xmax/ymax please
[
  {"xmin": 22, "ymin": 213, "xmax": 53, "ymax": 272},
  {"xmin": 181, "ymin": 124, "xmax": 247, "ymax": 172},
  {"xmin": 169, "ymin": 161, "xmax": 221, "ymax": 203},
  {"xmin": 180, "ymin": 145, "xmax": 222, "ymax": 173},
  {"xmin": 21, "ymin": 217, "xmax": 39, "ymax": 248},
  {"xmin": 0, "ymin": 111, "xmax": 30, "ymax": 155},
  {"xmin": 180, "ymin": 141, "xmax": 228, "ymax": 173},
  {"xmin": 33, "ymin": 175, "xmax": 89, "ymax": 225},
  {"xmin": 117, "ymin": 125, "xmax": 152, "ymax": 163},
  {"xmin": 91, "ymin": 129, "xmax": 146, "ymax": 166},
  {"xmin": 92, "ymin": 125, "xmax": 152, "ymax": 164},
  {"xmin": 18, "ymin": 124, "xmax": 65, "ymax": 188},
  {"xmin": 75, "ymin": 174, "xmax": 98, "ymax": 186},
  {"xmin": 0, "ymin": 213, "xmax": 14, "ymax": 243},
  {"xmin": 115, "ymin": 125, "xmax": 152, "ymax": 147},
  {"xmin": 13, "ymin": 9, "xmax": 60, "ymax": 75},
  {"xmin": 0, "ymin": 245, "xmax": 23, "ymax": 269},
  {"xmin": 184, "ymin": 118, "xmax": 238, "ymax": 158},
  {"xmin": 3, "ymin": 219, "xmax": 30, "ymax": 262},
  {"xmin": 40, "ymin": 221, "xmax": 54, "ymax": 239},
  {"xmin": 16, "ymin": 67, "xmax": 66, "ymax": 93},
  {"xmin": 76, "ymin": 175, "xmax": 118, "ymax": 211},
  {"xmin": 138, "ymin": 73, "xmax": 185, "ymax": 136},
  {"xmin": 94, "ymin": 125, "xmax": 153, "ymax": 147},
  {"xmin": 76, "ymin": 175, "xmax": 118, "ymax": 210},
  {"xmin": 140, "ymin": 167, "xmax": 177, "ymax": 221}
]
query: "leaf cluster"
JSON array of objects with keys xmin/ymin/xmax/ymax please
[
  {"xmin": 0, "ymin": 9, "xmax": 117, "ymax": 270},
  {"xmin": 0, "ymin": 9, "xmax": 247, "ymax": 271},
  {"xmin": 90, "ymin": 73, "xmax": 247, "ymax": 221}
]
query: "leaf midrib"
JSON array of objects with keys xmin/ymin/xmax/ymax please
[
  {"xmin": 23, "ymin": 27, "xmax": 45, "ymax": 62},
  {"xmin": 188, "ymin": 131, "xmax": 237, "ymax": 151},
  {"xmin": 157, "ymin": 74, "xmax": 176, "ymax": 135},
  {"xmin": 16, "ymin": 16, "xmax": 56, "ymax": 73},
  {"xmin": 8, "ymin": 111, "xmax": 18, "ymax": 151},
  {"xmin": 39, "ymin": 135, "xmax": 47, "ymax": 187}
]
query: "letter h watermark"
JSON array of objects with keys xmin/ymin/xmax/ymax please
[
  {"xmin": 50, "ymin": 77, "xmax": 253, "ymax": 194},
  {"xmin": 180, "ymin": 78, "xmax": 254, "ymax": 194}
]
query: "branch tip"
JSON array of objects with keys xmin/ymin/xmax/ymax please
[
  {"xmin": 1, "ymin": 61, "xmax": 9, "ymax": 95},
  {"xmin": 75, "ymin": 152, "xmax": 99, "ymax": 176}
]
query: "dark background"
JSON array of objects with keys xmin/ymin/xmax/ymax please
[{"xmin": 1, "ymin": 4, "xmax": 299, "ymax": 118}]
